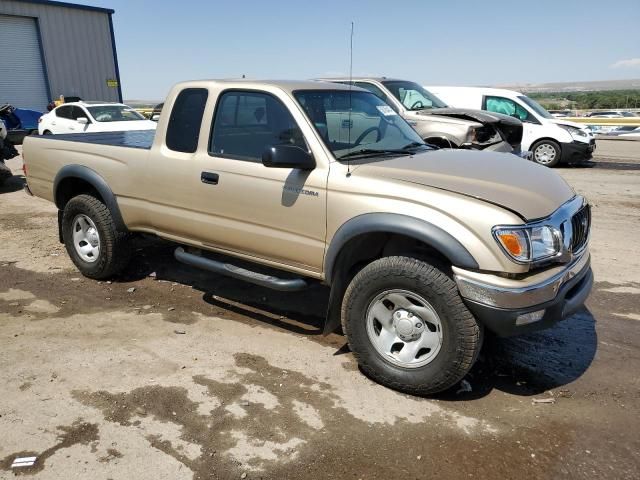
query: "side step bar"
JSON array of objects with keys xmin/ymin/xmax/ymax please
[{"xmin": 174, "ymin": 247, "xmax": 308, "ymax": 292}]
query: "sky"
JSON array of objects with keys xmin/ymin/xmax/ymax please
[{"xmin": 72, "ymin": 0, "xmax": 640, "ymax": 100}]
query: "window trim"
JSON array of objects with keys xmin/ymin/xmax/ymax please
[{"xmin": 208, "ymin": 88, "xmax": 310, "ymax": 163}]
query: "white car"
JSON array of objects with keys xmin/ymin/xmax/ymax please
[
  {"xmin": 426, "ymin": 86, "xmax": 596, "ymax": 167},
  {"xmin": 38, "ymin": 102, "xmax": 157, "ymax": 135}
]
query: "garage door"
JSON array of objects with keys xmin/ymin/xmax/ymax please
[{"xmin": 0, "ymin": 15, "xmax": 49, "ymax": 111}]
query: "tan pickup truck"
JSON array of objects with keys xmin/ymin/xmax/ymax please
[{"xmin": 23, "ymin": 80, "xmax": 593, "ymax": 395}]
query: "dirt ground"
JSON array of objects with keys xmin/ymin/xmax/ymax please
[{"xmin": 1, "ymin": 141, "xmax": 639, "ymax": 479}]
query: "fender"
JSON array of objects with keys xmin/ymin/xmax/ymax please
[
  {"xmin": 53, "ymin": 164, "xmax": 127, "ymax": 231},
  {"xmin": 324, "ymin": 213, "xmax": 479, "ymax": 284},
  {"xmin": 321, "ymin": 213, "xmax": 479, "ymax": 335}
]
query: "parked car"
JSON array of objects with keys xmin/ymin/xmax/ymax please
[
  {"xmin": 22, "ymin": 79, "xmax": 593, "ymax": 395},
  {"xmin": 548, "ymin": 110, "xmax": 573, "ymax": 118},
  {"xmin": 38, "ymin": 102, "xmax": 157, "ymax": 135},
  {"xmin": 0, "ymin": 104, "xmax": 42, "ymax": 144},
  {"xmin": 319, "ymin": 78, "xmax": 525, "ymax": 155},
  {"xmin": 585, "ymin": 111, "xmax": 621, "ymax": 118},
  {"xmin": 601, "ymin": 126, "xmax": 640, "ymax": 136},
  {"xmin": 588, "ymin": 125, "xmax": 617, "ymax": 135},
  {"xmin": 428, "ymin": 86, "xmax": 596, "ymax": 167},
  {"xmin": 586, "ymin": 111, "xmax": 638, "ymax": 118}
]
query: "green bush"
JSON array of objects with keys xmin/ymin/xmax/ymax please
[{"xmin": 529, "ymin": 90, "xmax": 640, "ymax": 110}]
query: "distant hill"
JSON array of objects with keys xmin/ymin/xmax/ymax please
[
  {"xmin": 491, "ymin": 79, "xmax": 640, "ymax": 93},
  {"xmin": 125, "ymin": 100, "xmax": 162, "ymax": 108}
]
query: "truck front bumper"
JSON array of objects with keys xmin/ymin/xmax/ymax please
[{"xmin": 453, "ymin": 252, "xmax": 593, "ymax": 337}]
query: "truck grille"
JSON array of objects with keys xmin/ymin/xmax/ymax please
[{"xmin": 570, "ymin": 204, "xmax": 590, "ymax": 252}]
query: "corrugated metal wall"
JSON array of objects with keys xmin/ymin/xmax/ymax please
[
  {"xmin": 0, "ymin": 0, "xmax": 121, "ymax": 107},
  {"xmin": 0, "ymin": 15, "xmax": 50, "ymax": 110}
]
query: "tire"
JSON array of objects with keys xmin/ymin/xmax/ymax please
[
  {"xmin": 62, "ymin": 194, "xmax": 131, "ymax": 279},
  {"xmin": 43, "ymin": 130, "xmax": 52, "ymax": 135},
  {"xmin": 531, "ymin": 139, "xmax": 561, "ymax": 167},
  {"xmin": 341, "ymin": 256, "xmax": 482, "ymax": 395}
]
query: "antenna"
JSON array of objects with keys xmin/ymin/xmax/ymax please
[{"xmin": 347, "ymin": 21, "xmax": 354, "ymax": 177}]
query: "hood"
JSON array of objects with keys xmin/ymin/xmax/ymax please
[
  {"xmin": 550, "ymin": 118, "xmax": 589, "ymax": 130},
  {"xmin": 355, "ymin": 150, "xmax": 574, "ymax": 220},
  {"xmin": 416, "ymin": 108, "xmax": 523, "ymax": 147},
  {"xmin": 418, "ymin": 107, "xmax": 522, "ymax": 127}
]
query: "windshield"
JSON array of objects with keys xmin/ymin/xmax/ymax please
[
  {"xmin": 518, "ymin": 96, "xmax": 554, "ymax": 119},
  {"xmin": 87, "ymin": 105, "xmax": 145, "ymax": 122},
  {"xmin": 381, "ymin": 81, "xmax": 448, "ymax": 111},
  {"xmin": 294, "ymin": 90, "xmax": 428, "ymax": 160}
]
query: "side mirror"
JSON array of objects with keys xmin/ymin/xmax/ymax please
[
  {"xmin": 77, "ymin": 117, "xmax": 89, "ymax": 125},
  {"xmin": 262, "ymin": 144, "xmax": 315, "ymax": 170},
  {"xmin": 151, "ymin": 114, "xmax": 160, "ymax": 121}
]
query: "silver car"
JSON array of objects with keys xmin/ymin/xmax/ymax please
[{"xmin": 321, "ymin": 77, "xmax": 524, "ymax": 155}]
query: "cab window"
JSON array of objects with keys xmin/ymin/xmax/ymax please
[
  {"xmin": 484, "ymin": 96, "xmax": 534, "ymax": 122},
  {"xmin": 209, "ymin": 91, "xmax": 307, "ymax": 162},
  {"xmin": 166, "ymin": 88, "xmax": 209, "ymax": 153}
]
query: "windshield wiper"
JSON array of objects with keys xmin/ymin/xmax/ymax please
[
  {"xmin": 338, "ymin": 148, "xmax": 414, "ymax": 160},
  {"xmin": 400, "ymin": 142, "xmax": 429, "ymax": 151}
]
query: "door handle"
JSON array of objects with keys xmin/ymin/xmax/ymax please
[{"xmin": 201, "ymin": 172, "xmax": 219, "ymax": 185}]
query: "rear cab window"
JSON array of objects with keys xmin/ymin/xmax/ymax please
[
  {"xmin": 166, "ymin": 88, "xmax": 209, "ymax": 153},
  {"xmin": 209, "ymin": 90, "xmax": 307, "ymax": 162}
]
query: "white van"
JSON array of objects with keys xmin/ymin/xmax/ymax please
[{"xmin": 426, "ymin": 86, "xmax": 595, "ymax": 167}]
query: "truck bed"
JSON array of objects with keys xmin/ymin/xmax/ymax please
[{"xmin": 39, "ymin": 130, "xmax": 155, "ymax": 150}]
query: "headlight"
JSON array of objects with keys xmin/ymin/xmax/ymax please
[
  {"xmin": 493, "ymin": 225, "xmax": 561, "ymax": 263},
  {"xmin": 558, "ymin": 124, "xmax": 588, "ymax": 140}
]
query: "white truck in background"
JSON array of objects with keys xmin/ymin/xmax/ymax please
[{"xmin": 427, "ymin": 86, "xmax": 596, "ymax": 167}]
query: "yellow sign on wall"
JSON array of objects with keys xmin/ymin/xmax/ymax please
[{"xmin": 106, "ymin": 79, "xmax": 119, "ymax": 88}]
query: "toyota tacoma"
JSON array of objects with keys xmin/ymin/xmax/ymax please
[{"xmin": 22, "ymin": 80, "xmax": 593, "ymax": 395}]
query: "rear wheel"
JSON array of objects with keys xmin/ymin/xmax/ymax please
[
  {"xmin": 62, "ymin": 194, "xmax": 131, "ymax": 279},
  {"xmin": 531, "ymin": 139, "xmax": 561, "ymax": 167},
  {"xmin": 341, "ymin": 256, "xmax": 482, "ymax": 395}
]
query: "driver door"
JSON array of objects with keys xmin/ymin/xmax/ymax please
[{"xmin": 190, "ymin": 90, "xmax": 329, "ymax": 273}]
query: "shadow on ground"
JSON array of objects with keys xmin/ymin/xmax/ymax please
[
  {"xmin": 0, "ymin": 173, "xmax": 25, "ymax": 194},
  {"xmin": 76, "ymin": 236, "xmax": 600, "ymax": 400}
]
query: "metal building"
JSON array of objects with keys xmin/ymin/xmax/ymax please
[{"xmin": 0, "ymin": 0, "xmax": 122, "ymax": 111}]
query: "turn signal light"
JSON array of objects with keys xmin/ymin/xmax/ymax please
[
  {"xmin": 494, "ymin": 228, "xmax": 530, "ymax": 262},
  {"xmin": 498, "ymin": 233, "xmax": 523, "ymax": 256}
]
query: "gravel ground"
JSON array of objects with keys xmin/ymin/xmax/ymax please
[{"xmin": 0, "ymin": 141, "xmax": 639, "ymax": 479}]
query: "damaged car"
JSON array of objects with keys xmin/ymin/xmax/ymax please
[{"xmin": 320, "ymin": 77, "xmax": 525, "ymax": 156}]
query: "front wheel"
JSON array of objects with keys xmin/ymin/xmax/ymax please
[
  {"xmin": 62, "ymin": 194, "xmax": 131, "ymax": 279},
  {"xmin": 341, "ymin": 256, "xmax": 482, "ymax": 395},
  {"xmin": 531, "ymin": 139, "xmax": 561, "ymax": 167}
]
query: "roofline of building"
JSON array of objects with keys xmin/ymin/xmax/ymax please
[{"xmin": 13, "ymin": 0, "xmax": 114, "ymax": 15}]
